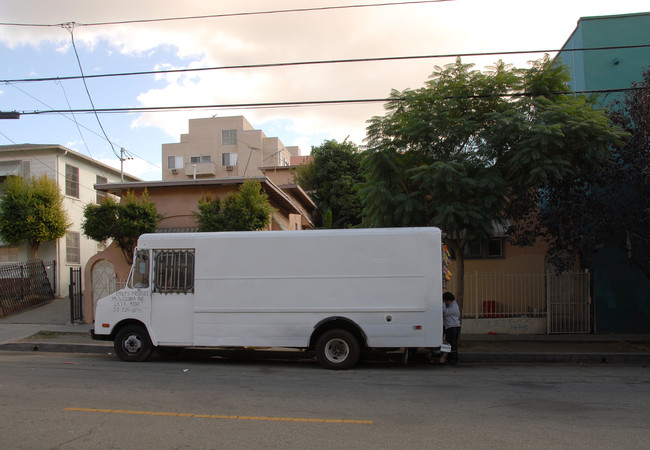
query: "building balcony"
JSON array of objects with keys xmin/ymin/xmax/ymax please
[{"xmin": 184, "ymin": 161, "xmax": 217, "ymax": 177}]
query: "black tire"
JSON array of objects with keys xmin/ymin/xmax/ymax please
[
  {"xmin": 315, "ymin": 329, "xmax": 360, "ymax": 370},
  {"xmin": 114, "ymin": 325, "xmax": 154, "ymax": 362}
]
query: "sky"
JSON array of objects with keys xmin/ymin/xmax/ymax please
[{"xmin": 1, "ymin": 0, "xmax": 649, "ymax": 180}]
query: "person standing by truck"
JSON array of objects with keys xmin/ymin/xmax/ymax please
[{"xmin": 443, "ymin": 292, "xmax": 461, "ymax": 365}]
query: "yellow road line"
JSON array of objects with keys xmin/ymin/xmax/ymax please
[{"xmin": 65, "ymin": 408, "xmax": 373, "ymax": 425}]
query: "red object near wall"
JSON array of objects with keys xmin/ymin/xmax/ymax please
[{"xmin": 482, "ymin": 300, "xmax": 497, "ymax": 317}]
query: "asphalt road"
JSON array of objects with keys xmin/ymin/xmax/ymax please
[{"xmin": 1, "ymin": 351, "xmax": 649, "ymax": 449}]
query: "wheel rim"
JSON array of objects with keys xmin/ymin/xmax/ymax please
[
  {"xmin": 324, "ymin": 338, "xmax": 349, "ymax": 363},
  {"xmin": 123, "ymin": 334, "xmax": 143, "ymax": 354}
]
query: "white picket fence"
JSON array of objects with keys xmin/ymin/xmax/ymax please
[{"xmin": 446, "ymin": 271, "xmax": 591, "ymax": 334}]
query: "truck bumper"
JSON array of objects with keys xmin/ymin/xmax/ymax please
[{"xmin": 90, "ymin": 328, "xmax": 112, "ymax": 341}]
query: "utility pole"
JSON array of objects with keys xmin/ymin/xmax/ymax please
[
  {"xmin": 120, "ymin": 147, "xmax": 126, "ymax": 182},
  {"xmin": 119, "ymin": 147, "xmax": 134, "ymax": 182}
]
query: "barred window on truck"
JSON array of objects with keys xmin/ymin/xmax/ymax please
[{"xmin": 154, "ymin": 249, "xmax": 195, "ymax": 294}]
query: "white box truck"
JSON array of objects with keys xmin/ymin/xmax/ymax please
[{"xmin": 92, "ymin": 227, "xmax": 449, "ymax": 369}]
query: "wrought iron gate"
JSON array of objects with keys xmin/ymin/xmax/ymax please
[
  {"xmin": 0, "ymin": 260, "xmax": 55, "ymax": 318},
  {"xmin": 69, "ymin": 267, "xmax": 83, "ymax": 323},
  {"xmin": 547, "ymin": 271, "xmax": 591, "ymax": 334},
  {"xmin": 452, "ymin": 270, "xmax": 592, "ymax": 334}
]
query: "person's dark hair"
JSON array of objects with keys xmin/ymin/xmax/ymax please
[{"xmin": 443, "ymin": 292, "xmax": 455, "ymax": 301}]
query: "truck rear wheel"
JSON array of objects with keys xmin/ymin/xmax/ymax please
[
  {"xmin": 114, "ymin": 325, "xmax": 154, "ymax": 362},
  {"xmin": 316, "ymin": 329, "xmax": 360, "ymax": 370}
]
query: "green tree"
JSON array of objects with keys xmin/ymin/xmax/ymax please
[
  {"xmin": 82, "ymin": 190, "xmax": 160, "ymax": 264},
  {"xmin": 194, "ymin": 179, "xmax": 275, "ymax": 232},
  {"xmin": 361, "ymin": 56, "xmax": 624, "ymax": 309},
  {"xmin": 0, "ymin": 175, "xmax": 70, "ymax": 258},
  {"xmin": 293, "ymin": 139, "xmax": 364, "ymax": 228},
  {"xmin": 523, "ymin": 68, "xmax": 649, "ymax": 279}
]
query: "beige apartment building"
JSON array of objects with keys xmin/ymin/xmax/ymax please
[{"xmin": 162, "ymin": 116, "xmax": 301, "ymax": 180}]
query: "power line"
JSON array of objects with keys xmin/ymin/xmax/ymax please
[
  {"xmin": 5, "ymin": 43, "xmax": 650, "ymax": 85},
  {"xmin": 0, "ymin": 130, "xmax": 17, "ymax": 144},
  {"xmin": 64, "ymin": 24, "xmax": 143, "ymax": 179},
  {"xmin": 65, "ymin": 23, "xmax": 121, "ymax": 161},
  {"xmin": 21, "ymin": 98, "xmax": 391, "ymax": 114},
  {"xmin": 5, "ymin": 81, "xmax": 161, "ymax": 172},
  {"xmin": 0, "ymin": 1, "xmax": 454, "ymax": 28},
  {"xmin": 16, "ymin": 86, "xmax": 649, "ymax": 116},
  {"xmin": 55, "ymin": 79, "xmax": 98, "ymax": 175}
]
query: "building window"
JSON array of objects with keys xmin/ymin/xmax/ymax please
[
  {"xmin": 65, "ymin": 164, "xmax": 79, "ymax": 198},
  {"xmin": 222, "ymin": 153, "xmax": 238, "ymax": 166},
  {"xmin": 487, "ymin": 238, "xmax": 504, "ymax": 258},
  {"xmin": 154, "ymin": 250, "xmax": 195, "ymax": 294},
  {"xmin": 96, "ymin": 175, "xmax": 107, "ymax": 204},
  {"xmin": 66, "ymin": 232, "xmax": 81, "ymax": 264},
  {"xmin": 222, "ymin": 129, "xmax": 237, "ymax": 145},
  {"xmin": 464, "ymin": 238, "xmax": 505, "ymax": 259},
  {"xmin": 190, "ymin": 155, "xmax": 211, "ymax": 164},
  {"xmin": 168, "ymin": 156, "xmax": 183, "ymax": 169},
  {"xmin": 0, "ymin": 245, "xmax": 19, "ymax": 263}
]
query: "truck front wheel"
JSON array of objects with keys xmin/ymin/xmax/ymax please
[
  {"xmin": 114, "ymin": 325, "xmax": 154, "ymax": 362},
  {"xmin": 316, "ymin": 329, "xmax": 360, "ymax": 370}
]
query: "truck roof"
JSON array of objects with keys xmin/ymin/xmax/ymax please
[{"xmin": 136, "ymin": 227, "xmax": 441, "ymax": 247}]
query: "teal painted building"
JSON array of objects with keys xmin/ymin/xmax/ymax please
[{"xmin": 558, "ymin": 12, "xmax": 650, "ymax": 333}]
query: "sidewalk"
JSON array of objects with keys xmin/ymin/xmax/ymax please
[
  {"xmin": 1, "ymin": 298, "xmax": 650, "ymax": 364},
  {"xmin": 0, "ymin": 298, "xmax": 108, "ymax": 354}
]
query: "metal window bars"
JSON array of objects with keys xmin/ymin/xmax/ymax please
[{"xmin": 154, "ymin": 250, "xmax": 195, "ymax": 294}]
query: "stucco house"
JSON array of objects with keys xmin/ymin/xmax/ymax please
[
  {"xmin": 0, "ymin": 144, "xmax": 140, "ymax": 296},
  {"xmin": 443, "ymin": 226, "xmax": 553, "ymax": 335}
]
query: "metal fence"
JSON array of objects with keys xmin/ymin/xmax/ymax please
[
  {"xmin": 447, "ymin": 271, "xmax": 591, "ymax": 334},
  {"xmin": 0, "ymin": 260, "xmax": 55, "ymax": 318},
  {"xmin": 547, "ymin": 271, "xmax": 591, "ymax": 334},
  {"xmin": 44, "ymin": 260, "xmax": 56, "ymax": 293},
  {"xmin": 69, "ymin": 267, "xmax": 83, "ymax": 323}
]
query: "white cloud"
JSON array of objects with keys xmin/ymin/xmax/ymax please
[
  {"xmin": 4, "ymin": 0, "xmax": 650, "ymax": 174},
  {"xmin": 97, "ymin": 156, "xmax": 160, "ymax": 181}
]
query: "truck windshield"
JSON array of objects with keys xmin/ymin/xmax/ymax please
[{"xmin": 129, "ymin": 249, "xmax": 150, "ymax": 289}]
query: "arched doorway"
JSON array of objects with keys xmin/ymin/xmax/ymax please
[{"xmin": 91, "ymin": 260, "xmax": 117, "ymax": 311}]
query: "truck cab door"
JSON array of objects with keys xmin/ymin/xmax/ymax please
[{"xmin": 150, "ymin": 249, "xmax": 195, "ymax": 346}]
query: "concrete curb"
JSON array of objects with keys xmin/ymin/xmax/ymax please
[
  {"xmin": 0, "ymin": 342, "xmax": 112, "ymax": 354},
  {"xmin": 461, "ymin": 352, "xmax": 650, "ymax": 364},
  {"xmin": 1, "ymin": 342, "xmax": 649, "ymax": 364}
]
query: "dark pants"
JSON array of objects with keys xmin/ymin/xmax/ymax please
[{"xmin": 444, "ymin": 326, "xmax": 461, "ymax": 363}]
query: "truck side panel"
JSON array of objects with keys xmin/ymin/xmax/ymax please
[
  {"xmin": 174, "ymin": 228, "xmax": 443, "ymax": 349},
  {"xmin": 193, "ymin": 311, "xmax": 431, "ymax": 348}
]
